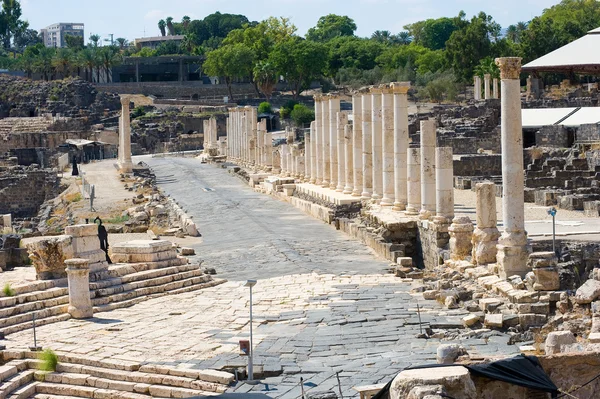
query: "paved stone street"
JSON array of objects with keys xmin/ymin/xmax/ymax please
[{"xmin": 7, "ymin": 157, "xmax": 520, "ymax": 398}]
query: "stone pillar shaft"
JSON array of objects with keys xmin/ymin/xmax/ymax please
[
  {"xmin": 484, "ymin": 74, "xmax": 491, "ymax": 100},
  {"xmin": 435, "ymin": 147, "xmax": 454, "ymax": 222},
  {"xmin": 65, "ymin": 258, "xmax": 93, "ymax": 319},
  {"xmin": 380, "ymin": 87, "xmax": 394, "ymax": 206},
  {"xmin": 336, "ymin": 111, "xmax": 347, "ymax": 192},
  {"xmin": 361, "ymin": 91, "xmax": 373, "ymax": 198},
  {"xmin": 312, "ymin": 97, "xmax": 320, "ymax": 184},
  {"xmin": 474, "ymin": 76, "xmax": 482, "ymax": 100},
  {"xmin": 371, "ymin": 88, "xmax": 383, "ymax": 201},
  {"xmin": 406, "ymin": 148, "xmax": 421, "ymax": 215},
  {"xmin": 420, "ymin": 119, "xmax": 436, "ymax": 219},
  {"xmin": 352, "ymin": 94, "xmax": 363, "ymax": 197},
  {"xmin": 306, "ymin": 126, "xmax": 312, "ymax": 182},
  {"xmin": 496, "ymin": 57, "xmax": 529, "ymax": 279},
  {"xmin": 472, "ymin": 182, "xmax": 500, "ymax": 265},
  {"xmin": 321, "ymin": 98, "xmax": 330, "ymax": 187},
  {"xmin": 329, "ymin": 96, "xmax": 340, "ymax": 190},
  {"xmin": 344, "ymin": 124, "xmax": 353, "ymax": 194},
  {"xmin": 493, "ymin": 78, "xmax": 499, "ymax": 99},
  {"xmin": 393, "ymin": 83, "xmax": 410, "ymax": 210},
  {"xmin": 118, "ymin": 97, "xmax": 133, "ymax": 173}
]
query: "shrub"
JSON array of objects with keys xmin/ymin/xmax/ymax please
[
  {"xmin": 257, "ymin": 102, "xmax": 272, "ymax": 114},
  {"xmin": 3, "ymin": 283, "xmax": 15, "ymax": 297},
  {"xmin": 64, "ymin": 192, "xmax": 82, "ymax": 203},
  {"xmin": 105, "ymin": 214, "xmax": 130, "ymax": 224},
  {"xmin": 39, "ymin": 349, "xmax": 58, "ymax": 372},
  {"xmin": 279, "ymin": 100, "xmax": 299, "ymax": 119},
  {"xmin": 131, "ymin": 106, "xmax": 146, "ymax": 119},
  {"xmin": 290, "ymin": 104, "xmax": 315, "ymax": 127}
]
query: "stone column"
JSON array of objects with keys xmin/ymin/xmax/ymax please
[
  {"xmin": 380, "ymin": 85, "xmax": 394, "ymax": 206},
  {"xmin": 256, "ymin": 122, "xmax": 263, "ymax": 168},
  {"xmin": 392, "ymin": 82, "xmax": 410, "ymax": 211},
  {"xmin": 312, "ymin": 96, "xmax": 321, "ymax": 184},
  {"xmin": 65, "ymin": 258, "xmax": 93, "ymax": 319},
  {"xmin": 484, "ymin": 74, "xmax": 491, "ymax": 100},
  {"xmin": 361, "ymin": 89, "xmax": 373, "ymax": 199},
  {"xmin": 203, "ymin": 119, "xmax": 210, "ymax": 150},
  {"xmin": 472, "ymin": 182, "xmax": 500, "ymax": 265},
  {"xmin": 344, "ymin": 124, "xmax": 353, "ymax": 194},
  {"xmin": 435, "ymin": 147, "xmax": 454, "ymax": 223},
  {"xmin": 321, "ymin": 96, "xmax": 330, "ymax": 188},
  {"xmin": 420, "ymin": 119, "xmax": 436, "ymax": 219},
  {"xmin": 474, "ymin": 76, "xmax": 482, "ymax": 100},
  {"xmin": 406, "ymin": 148, "xmax": 421, "ymax": 215},
  {"xmin": 310, "ymin": 121, "xmax": 317, "ymax": 183},
  {"xmin": 305, "ymin": 129, "xmax": 311, "ymax": 182},
  {"xmin": 210, "ymin": 117, "xmax": 218, "ymax": 150},
  {"xmin": 371, "ymin": 87, "xmax": 383, "ymax": 202},
  {"xmin": 352, "ymin": 93, "xmax": 363, "ymax": 197},
  {"xmin": 329, "ymin": 95, "xmax": 340, "ymax": 190},
  {"xmin": 496, "ymin": 57, "xmax": 529, "ymax": 279},
  {"xmin": 336, "ymin": 111, "xmax": 347, "ymax": 192},
  {"xmin": 449, "ymin": 217, "xmax": 474, "ymax": 261},
  {"xmin": 250, "ymin": 107, "xmax": 257, "ymax": 165},
  {"xmin": 118, "ymin": 96, "xmax": 133, "ymax": 173},
  {"xmin": 264, "ymin": 121, "xmax": 273, "ymax": 169},
  {"xmin": 493, "ymin": 78, "xmax": 499, "ymax": 99}
]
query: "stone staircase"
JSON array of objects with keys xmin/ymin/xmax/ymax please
[
  {"xmin": 0, "ymin": 117, "xmax": 53, "ymax": 134},
  {"xmin": 0, "ymin": 350, "xmax": 234, "ymax": 398},
  {"xmin": 0, "ymin": 262, "xmax": 225, "ymax": 337}
]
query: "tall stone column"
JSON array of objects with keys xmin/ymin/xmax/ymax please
[
  {"xmin": 472, "ymin": 182, "xmax": 500, "ymax": 265},
  {"xmin": 361, "ymin": 89, "xmax": 373, "ymax": 199},
  {"xmin": 474, "ymin": 76, "xmax": 482, "ymax": 100},
  {"xmin": 344, "ymin": 124, "xmax": 353, "ymax": 194},
  {"xmin": 264, "ymin": 120, "xmax": 273, "ymax": 169},
  {"xmin": 371, "ymin": 87, "xmax": 383, "ymax": 202},
  {"xmin": 406, "ymin": 148, "xmax": 421, "ymax": 215},
  {"xmin": 484, "ymin": 74, "xmax": 491, "ymax": 100},
  {"xmin": 256, "ymin": 122, "xmax": 263, "ymax": 168},
  {"xmin": 392, "ymin": 82, "xmax": 410, "ymax": 211},
  {"xmin": 336, "ymin": 111, "xmax": 347, "ymax": 192},
  {"xmin": 250, "ymin": 107, "xmax": 257, "ymax": 165},
  {"xmin": 310, "ymin": 121, "xmax": 317, "ymax": 183},
  {"xmin": 329, "ymin": 95, "xmax": 340, "ymax": 190},
  {"xmin": 313, "ymin": 96, "xmax": 321, "ymax": 184},
  {"xmin": 493, "ymin": 78, "xmax": 499, "ymax": 99},
  {"xmin": 420, "ymin": 119, "xmax": 436, "ymax": 219},
  {"xmin": 203, "ymin": 119, "xmax": 209, "ymax": 150},
  {"xmin": 65, "ymin": 258, "xmax": 93, "ymax": 319},
  {"xmin": 496, "ymin": 57, "xmax": 529, "ymax": 279},
  {"xmin": 434, "ymin": 147, "xmax": 454, "ymax": 223},
  {"xmin": 380, "ymin": 85, "xmax": 394, "ymax": 206},
  {"xmin": 305, "ymin": 129, "xmax": 311, "ymax": 182},
  {"xmin": 321, "ymin": 96, "xmax": 330, "ymax": 188},
  {"xmin": 352, "ymin": 93, "xmax": 363, "ymax": 197},
  {"xmin": 118, "ymin": 96, "xmax": 133, "ymax": 173}
]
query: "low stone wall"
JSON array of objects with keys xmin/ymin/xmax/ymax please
[
  {"xmin": 95, "ymin": 82, "xmax": 256, "ymax": 100},
  {"xmin": 417, "ymin": 220, "xmax": 450, "ymax": 270},
  {"xmin": 0, "ymin": 168, "xmax": 60, "ymax": 218},
  {"xmin": 454, "ymin": 155, "xmax": 502, "ymax": 177}
]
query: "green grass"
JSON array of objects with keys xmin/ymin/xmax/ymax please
[
  {"xmin": 2, "ymin": 283, "xmax": 15, "ymax": 297},
  {"xmin": 105, "ymin": 215, "xmax": 130, "ymax": 224},
  {"xmin": 39, "ymin": 349, "xmax": 59, "ymax": 372}
]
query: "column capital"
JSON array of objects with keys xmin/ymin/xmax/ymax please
[
  {"xmin": 370, "ymin": 86, "xmax": 383, "ymax": 94},
  {"xmin": 495, "ymin": 57, "xmax": 522, "ymax": 80},
  {"xmin": 119, "ymin": 96, "xmax": 131, "ymax": 107},
  {"xmin": 314, "ymin": 94, "xmax": 322, "ymax": 102},
  {"xmin": 357, "ymin": 86, "xmax": 371, "ymax": 94},
  {"xmin": 328, "ymin": 93, "xmax": 341, "ymax": 100},
  {"xmin": 391, "ymin": 81, "xmax": 411, "ymax": 94},
  {"xmin": 484, "ymin": 73, "xmax": 491, "ymax": 79},
  {"xmin": 378, "ymin": 83, "xmax": 393, "ymax": 94}
]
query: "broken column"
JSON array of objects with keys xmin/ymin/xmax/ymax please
[
  {"xmin": 528, "ymin": 252, "xmax": 560, "ymax": 291},
  {"xmin": 393, "ymin": 82, "xmax": 410, "ymax": 211},
  {"xmin": 371, "ymin": 86, "xmax": 383, "ymax": 202},
  {"xmin": 406, "ymin": 148, "xmax": 421, "ymax": 215},
  {"xmin": 496, "ymin": 57, "xmax": 529, "ymax": 279},
  {"xmin": 343, "ymin": 124, "xmax": 354, "ymax": 194},
  {"xmin": 419, "ymin": 119, "xmax": 436, "ymax": 219},
  {"xmin": 329, "ymin": 94, "xmax": 340, "ymax": 190},
  {"xmin": 321, "ymin": 95, "xmax": 331, "ymax": 188},
  {"xmin": 493, "ymin": 78, "xmax": 499, "ymax": 99},
  {"xmin": 336, "ymin": 111, "xmax": 347, "ymax": 192},
  {"xmin": 434, "ymin": 147, "xmax": 454, "ymax": 223},
  {"xmin": 472, "ymin": 182, "xmax": 500, "ymax": 265},
  {"xmin": 118, "ymin": 96, "xmax": 133, "ymax": 173},
  {"xmin": 380, "ymin": 85, "xmax": 394, "ymax": 207},
  {"xmin": 449, "ymin": 217, "xmax": 474, "ymax": 261},
  {"xmin": 65, "ymin": 258, "xmax": 93, "ymax": 319},
  {"xmin": 361, "ymin": 88, "xmax": 373, "ymax": 199},
  {"xmin": 484, "ymin": 74, "xmax": 491, "ymax": 100},
  {"xmin": 474, "ymin": 76, "xmax": 482, "ymax": 100},
  {"xmin": 352, "ymin": 92, "xmax": 363, "ymax": 197}
]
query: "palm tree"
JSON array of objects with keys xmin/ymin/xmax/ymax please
[
  {"xmin": 371, "ymin": 30, "xmax": 392, "ymax": 43},
  {"xmin": 166, "ymin": 17, "xmax": 175, "ymax": 36},
  {"xmin": 182, "ymin": 16, "xmax": 191, "ymax": 30},
  {"xmin": 395, "ymin": 31, "xmax": 412, "ymax": 45},
  {"xmin": 506, "ymin": 25, "xmax": 518, "ymax": 42},
  {"xmin": 181, "ymin": 33, "xmax": 197, "ymax": 54},
  {"xmin": 253, "ymin": 60, "xmax": 278, "ymax": 101},
  {"xmin": 158, "ymin": 20, "xmax": 166, "ymax": 37},
  {"xmin": 99, "ymin": 46, "xmax": 122, "ymax": 83},
  {"xmin": 53, "ymin": 48, "xmax": 74, "ymax": 78},
  {"xmin": 78, "ymin": 48, "xmax": 96, "ymax": 82},
  {"xmin": 89, "ymin": 34, "xmax": 101, "ymax": 47},
  {"xmin": 116, "ymin": 38, "xmax": 128, "ymax": 49},
  {"xmin": 34, "ymin": 46, "xmax": 55, "ymax": 81}
]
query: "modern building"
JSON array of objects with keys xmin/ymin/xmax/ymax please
[
  {"xmin": 134, "ymin": 35, "xmax": 185, "ymax": 50},
  {"xmin": 111, "ymin": 55, "xmax": 206, "ymax": 83},
  {"xmin": 40, "ymin": 23, "xmax": 85, "ymax": 48}
]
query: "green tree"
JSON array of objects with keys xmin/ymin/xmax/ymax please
[
  {"xmin": 14, "ymin": 28, "xmax": 41, "ymax": 49},
  {"xmin": 116, "ymin": 37, "xmax": 128, "ymax": 49},
  {"xmin": 0, "ymin": 0, "xmax": 27, "ymax": 49},
  {"xmin": 166, "ymin": 17, "xmax": 175, "ymax": 36},
  {"xmin": 405, "ymin": 17, "xmax": 460, "ymax": 50},
  {"xmin": 253, "ymin": 60, "xmax": 278, "ymax": 101},
  {"xmin": 182, "ymin": 16, "xmax": 191, "ymax": 30},
  {"xmin": 154, "ymin": 40, "xmax": 182, "ymax": 56},
  {"xmin": 78, "ymin": 47, "xmax": 97, "ymax": 82},
  {"xmin": 473, "ymin": 56, "xmax": 500, "ymax": 79},
  {"xmin": 52, "ymin": 48, "xmax": 74, "ymax": 77},
  {"xmin": 306, "ymin": 14, "xmax": 356, "ymax": 42},
  {"xmin": 326, "ymin": 36, "xmax": 384, "ymax": 77},
  {"xmin": 158, "ymin": 20, "xmax": 166, "ymax": 37},
  {"xmin": 89, "ymin": 34, "xmax": 100, "ymax": 47},
  {"xmin": 290, "ymin": 103, "xmax": 315, "ymax": 127},
  {"xmin": 203, "ymin": 43, "xmax": 255, "ymax": 100},
  {"xmin": 271, "ymin": 36, "xmax": 327, "ymax": 99},
  {"xmin": 34, "ymin": 45, "xmax": 56, "ymax": 80},
  {"xmin": 257, "ymin": 102, "xmax": 272, "ymax": 114},
  {"xmin": 65, "ymin": 34, "xmax": 84, "ymax": 50}
]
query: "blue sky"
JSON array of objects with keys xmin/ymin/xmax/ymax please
[{"xmin": 21, "ymin": 0, "xmax": 561, "ymax": 43}]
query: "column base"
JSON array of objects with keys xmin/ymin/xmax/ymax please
[
  {"xmin": 343, "ymin": 186, "xmax": 353, "ymax": 195},
  {"xmin": 361, "ymin": 191, "xmax": 372, "ymax": 200},
  {"xmin": 118, "ymin": 160, "xmax": 133, "ymax": 174},
  {"xmin": 472, "ymin": 227, "xmax": 500, "ymax": 265},
  {"xmin": 380, "ymin": 197, "xmax": 394, "ymax": 206},
  {"xmin": 336, "ymin": 185, "xmax": 344, "ymax": 192},
  {"xmin": 310, "ymin": 178, "xmax": 317, "ymax": 184},
  {"xmin": 405, "ymin": 205, "xmax": 419, "ymax": 215},
  {"xmin": 497, "ymin": 242, "xmax": 530, "ymax": 279},
  {"xmin": 329, "ymin": 183, "xmax": 337, "ymax": 190},
  {"xmin": 352, "ymin": 189, "xmax": 362, "ymax": 197},
  {"xmin": 68, "ymin": 305, "xmax": 93, "ymax": 319},
  {"xmin": 392, "ymin": 202, "xmax": 406, "ymax": 211},
  {"xmin": 321, "ymin": 180, "xmax": 329, "ymax": 188},
  {"xmin": 419, "ymin": 209, "xmax": 433, "ymax": 220}
]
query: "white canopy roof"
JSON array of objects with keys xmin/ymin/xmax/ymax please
[
  {"xmin": 521, "ymin": 108, "xmax": 578, "ymax": 129},
  {"xmin": 560, "ymin": 107, "xmax": 600, "ymax": 127},
  {"xmin": 523, "ymin": 27, "xmax": 600, "ymax": 74}
]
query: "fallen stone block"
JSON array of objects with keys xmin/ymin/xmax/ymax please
[
  {"xmin": 181, "ymin": 247, "xmax": 195, "ymax": 256},
  {"xmin": 545, "ymin": 331, "xmax": 576, "ymax": 355},
  {"xmin": 462, "ymin": 314, "xmax": 480, "ymax": 327},
  {"xmin": 575, "ymin": 279, "xmax": 600, "ymax": 304},
  {"xmin": 484, "ymin": 314, "xmax": 503, "ymax": 328}
]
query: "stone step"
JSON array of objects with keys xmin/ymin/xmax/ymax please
[
  {"xmin": 89, "ymin": 264, "xmax": 200, "ymax": 290},
  {"xmin": 0, "ymin": 295, "xmax": 70, "ymax": 320},
  {"xmin": 34, "ymin": 382, "xmax": 150, "ymax": 399},
  {"xmin": 0, "ymin": 369, "xmax": 35, "ymax": 399},
  {"xmin": 0, "ymin": 288, "xmax": 68, "ymax": 309},
  {"xmin": 91, "ymin": 266, "xmax": 203, "ymax": 297},
  {"xmin": 5, "ymin": 381, "xmax": 39, "ymax": 399},
  {"xmin": 0, "ymin": 313, "xmax": 71, "ymax": 337},
  {"xmin": 0, "ymin": 304, "xmax": 69, "ymax": 330},
  {"xmin": 0, "ymin": 281, "xmax": 66, "ymax": 302},
  {"xmin": 92, "ymin": 276, "xmax": 222, "ymax": 313}
]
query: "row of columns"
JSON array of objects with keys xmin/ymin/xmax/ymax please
[
  {"xmin": 227, "ymin": 107, "xmax": 273, "ymax": 168},
  {"xmin": 474, "ymin": 74, "xmax": 499, "ymax": 100}
]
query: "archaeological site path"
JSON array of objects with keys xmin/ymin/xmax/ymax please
[{"xmin": 7, "ymin": 156, "xmax": 519, "ymax": 398}]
